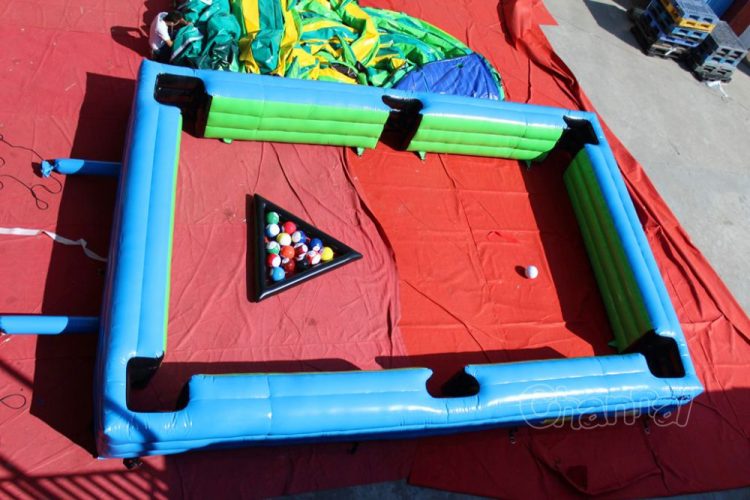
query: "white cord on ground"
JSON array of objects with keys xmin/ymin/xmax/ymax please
[
  {"xmin": 0, "ymin": 227, "xmax": 107, "ymax": 262},
  {"xmin": 705, "ymin": 80, "xmax": 729, "ymax": 100}
]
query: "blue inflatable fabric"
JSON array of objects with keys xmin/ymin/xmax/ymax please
[
  {"xmin": 92, "ymin": 60, "xmax": 703, "ymax": 459},
  {"xmin": 41, "ymin": 159, "xmax": 120, "ymax": 178},
  {"xmin": 393, "ymin": 54, "xmax": 503, "ymax": 100},
  {"xmin": 0, "ymin": 315, "xmax": 99, "ymax": 334}
]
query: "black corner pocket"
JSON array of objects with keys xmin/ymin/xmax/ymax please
[
  {"xmin": 154, "ymin": 74, "xmax": 211, "ymax": 136},
  {"xmin": 380, "ymin": 95, "xmax": 424, "ymax": 151},
  {"xmin": 626, "ymin": 331, "xmax": 686, "ymax": 378},
  {"xmin": 557, "ymin": 116, "xmax": 599, "ymax": 155},
  {"xmin": 441, "ymin": 369, "xmax": 480, "ymax": 397}
]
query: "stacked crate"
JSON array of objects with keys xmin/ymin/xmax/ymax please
[
  {"xmin": 630, "ymin": 0, "xmax": 717, "ymax": 59},
  {"xmin": 689, "ymin": 21, "xmax": 749, "ymax": 82},
  {"xmin": 658, "ymin": 0, "xmax": 716, "ymax": 31}
]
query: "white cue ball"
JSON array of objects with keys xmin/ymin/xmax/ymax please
[{"xmin": 525, "ymin": 265, "xmax": 539, "ymax": 279}]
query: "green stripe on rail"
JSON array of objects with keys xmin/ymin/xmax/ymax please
[
  {"xmin": 410, "ymin": 127, "xmax": 557, "ymax": 152},
  {"xmin": 209, "ymin": 96, "xmax": 389, "ymax": 124},
  {"xmin": 564, "ymin": 150, "xmax": 652, "ymax": 351},
  {"xmin": 417, "ymin": 114, "xmax": 564, "ymax": 141},
  {"xmin": 207, "ymin": 111, "xmax": 386, "ymax": 137},
  {"xmin": 163, "ymin": 115, "xmax": 182, "ymax": 352},
  {"xmin": 406, "ymin": 141, "xmax": 549, "ymax": 160},
  {"xmin": 575, "ymin": 152, "xmax": 652, "ymax": 343},
  {"xmin": 565, "ymin": 159, "xmax": 629, "ymax": 349},
  {"xmin": 204, "ymin": 126, "xmax": 380, "ymax": 149},
  {"xmin": 566, "ymin": 155, "xmax": 638, "ymax": 350}
]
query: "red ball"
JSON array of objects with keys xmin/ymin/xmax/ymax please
[
  {"xmin": 282, "ymin": 260, "xmax": 296, "ymax": 273},
  {"xmin": 266, "ymin": 254, "xmax": 281, "ymax": 268},
  {"xmin": 280, "ymin": 245, "xmax": 295, "ymax": 260},
  {"xmin": 306, "ymin": 250, "xmax": 321, "ymax": 265},
  {"xmin": 282, "ymin": 221, "xmax": 297, "ymax": 234},
  {"xmin": 294, "ymin": 243, "xmax": 308, "ymax": 261}
]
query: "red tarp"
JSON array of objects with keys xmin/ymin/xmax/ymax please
[{"xmin": 1, "ymin": 0, "xmax": 748, "ymax": 497}]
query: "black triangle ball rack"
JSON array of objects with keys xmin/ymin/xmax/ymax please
[{"xmin": 250, "ymin": 194, "xmax": 363, "ymax": 302}]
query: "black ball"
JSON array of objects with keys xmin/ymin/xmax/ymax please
[{"xmin": 296, "ymin": 259, "xmax": 310, "ymax": 272}]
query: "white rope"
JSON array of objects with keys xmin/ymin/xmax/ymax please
[
  {"xmin": 705, "ymin": 80, "xmax": 729, "ymax": 100},
  {"xmin": 0, "ymin": 227, "xmax": 107, "ymax": 262}
]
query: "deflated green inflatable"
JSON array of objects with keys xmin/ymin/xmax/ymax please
[
  {"xmin": 232, "ymin": 0, "xmax": 502, "ymax": 95},
  {"xmin": 168, "ymin": 0, "xmax": 503, "ymax": 98},
  {"xmin": 173, "ymin": 0, "xmax": 241, "ymax": 70}
]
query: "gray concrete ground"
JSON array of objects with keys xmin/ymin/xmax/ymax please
[
  {"xmin": 287, "ymin": 1, "xmax": 750, "ymax": 497},
  {"xmin": 543, "ymin": 0, "xmax": 750, "ymax": 314}
]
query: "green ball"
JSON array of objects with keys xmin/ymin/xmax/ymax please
[
  {"xmin": 266, "ymin": 211, "xmax": 280, "ymax": 224},
  {"xmin": 267, "ymin": 241, "xmax": 280, "ymax": 254}
]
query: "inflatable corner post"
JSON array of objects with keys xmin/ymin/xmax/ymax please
[{"xmin": 2, "ymin": 60, "xmax": 701, "ymax": 459}]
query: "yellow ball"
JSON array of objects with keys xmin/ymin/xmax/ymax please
[{"xmin": 320, "ymin": 246, "xmax": 334, "ymax": 262}]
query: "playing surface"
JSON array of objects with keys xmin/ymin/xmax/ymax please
[{"xmin": 1, "ymin": 0, "xmax": 749, "ymax": 497}]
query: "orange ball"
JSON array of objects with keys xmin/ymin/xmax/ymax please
[{"xmin": 280, "ymin": 245, "xmax": 295, "ymax": 260}]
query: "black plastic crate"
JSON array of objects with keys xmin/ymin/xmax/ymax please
[
  {"xmin": 640, "ymin": 8, "xmax": 702, "ymax": 47},
  {"xmin": 631, "ymin": 11, "xmax": 689, "ymax": 59},
  {"xmin": 691, "ymin": 58, "xmax": 736, "ymax": 81}
]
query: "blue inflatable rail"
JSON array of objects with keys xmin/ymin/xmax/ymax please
[{"xmin": 2, "ymin": 60, "xmax": 702, "ymax": 459}]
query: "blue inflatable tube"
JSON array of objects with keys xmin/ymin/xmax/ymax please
[
  {"xmin": 0, "ymin": 315, "xmax": 99, "ymax": 334},
  {"xmin": 90, "ymin": 61, "xmax": 702, "ymax": 459},
  {"xmin": 41, "ymin": 159, "xmax": 121, "ymax": 177}
]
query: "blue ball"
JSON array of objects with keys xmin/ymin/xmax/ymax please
[
  {"xmin": 309, "ymin": 238, "xmax": 323, "ymax": 252},
  {"xmin": 270, "ymin": 266, "xmax": 285, "ymax": 282},
  {"xmin": 291, "ymin": 230, "xmax": 306, "ymax": 244}
]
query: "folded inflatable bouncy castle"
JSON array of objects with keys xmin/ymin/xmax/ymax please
[
  {"xmin": 232, "ymin": 0, "xmax": 503, "ymax": 94},
  {"xmin": 170, "ymin": 0, "xmax": 504, "ymax": 98}
]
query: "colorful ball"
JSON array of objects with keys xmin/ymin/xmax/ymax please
[
  {"xmin": 270, "ymin": 266, "xmax": 285, "ymax": 282},
  {"xmin": 266, "ymin": 241, "xmax": 280, "ymax": 254},
  {"xmin": 309, "ymin": 238, "xmax": 323, "ymax": 252},
  {"xmin": 320, "ymin": 246, "xmax": 334, "ymax": 262},
  {"xmin": 265, "ymin": 224, "xmax": 280, "ymax": 238},
  {"xmin": 280, "ymin": 245, "xmax": 295, "ymax": 260},
  {"xmin": 282, "ymin": 260, "xmax": 296, "ymax": 274},
  {"xmin": 266, "ymin": 254, "xmax": 281, "ymax": 268},
  {"xmin": 291, "ymin": 230, "xmax": 306, "ymax": 244},
  {"xmin": 282, "ymin": 221, "xmax": 297, "ymax": 234},
  {"xmin": 266, "ymin": 211, "xmax": 280, "ymax": 225},
  {"xmin": 294, "ymin": 243, "xmax": 308, "ymax": 261},
  {"xmin": 276, "ymin": 232, "xmax": 292, "ymax": 246},
  {"xmin": 306, "ymin": 250, "xmax": 321, "ymax": 265}
]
